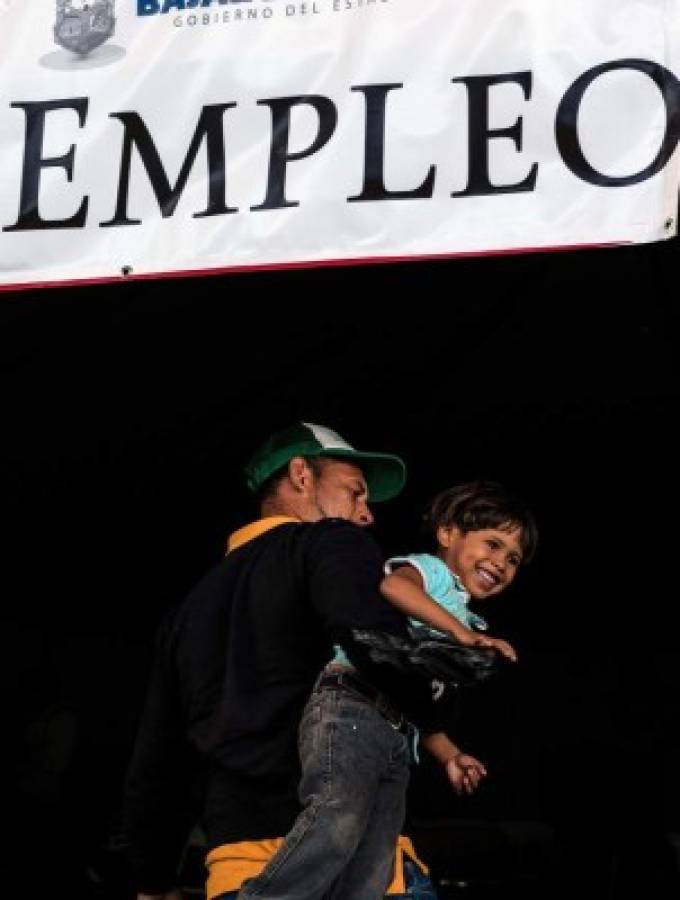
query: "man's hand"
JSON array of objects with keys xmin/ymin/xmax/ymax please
[
  {"xmin": 445, "ymin": 753, "xmax": 487, "ymax": 795},
  {"xmin": 472, "ymin": 634, "xmax": 517, "ymax": 662}
]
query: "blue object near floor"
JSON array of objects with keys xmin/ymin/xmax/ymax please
[{"xmin": 392, "ymin": 859, "xmax": 439, "ymax": 898}]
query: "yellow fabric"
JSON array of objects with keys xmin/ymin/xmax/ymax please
[
  {"xmin": 206, "ymin": 839, "xmax": 285, "ymax": 897},
  {"xmin": 387, "ymin": 835, "xmax": 429, "ymax": 894},
  {"xmin": 205, "ymin": 834, "xmax": 428, "ymax": 898},
  {"xmin": 226, "ymin": 516, "xmax": 300, "ymax": 553}
]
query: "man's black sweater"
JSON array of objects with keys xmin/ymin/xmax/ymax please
[{"xmin": 123, "ymin": 518, "xmax": 447, "ymax": 893}]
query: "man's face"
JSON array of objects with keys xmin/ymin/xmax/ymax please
[
  {"xmin": 439, "ymin": 525, "xmax": 523, "ymax": 600},
  {"xmin": 309, "ymin": 459, "xmax": 374, "ymax": 526}
]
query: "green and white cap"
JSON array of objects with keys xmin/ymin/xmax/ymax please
[{"xmin": 245, "ymin": 421, "xmax": 406, "ymax": 502}]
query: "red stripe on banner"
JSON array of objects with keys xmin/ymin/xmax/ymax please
[{"xmin": 0, "ymin": 241, "xmax": 627, "ymax": 293}]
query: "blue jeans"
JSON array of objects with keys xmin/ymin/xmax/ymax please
[
  {"xmin": 216, "ymin": 862, "xmax": 438, "ymax": 899},
  {"xmin": 398, "ymin": 860, "xmax": 439, "ymax": 898},
  {"xmin": 215, "ymin": 861, "xmax": 437, "ymax": 900},
  {"xmin": 236, "ymin": 681, "xmax": 410, "ymax": 899}
]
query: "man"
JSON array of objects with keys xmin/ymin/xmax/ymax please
[{"xmin": 123, "ymin": 422, "xmax": 478, "ymax": 900}]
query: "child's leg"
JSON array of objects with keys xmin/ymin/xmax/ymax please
[
  {"xmin": 237, "ymin": 684, "xmax": 409, "ymax": 899},
  {"xmin": 327, "ymin": 730, "xmax": 410, "ymax": 899}
]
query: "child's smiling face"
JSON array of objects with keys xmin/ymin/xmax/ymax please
[{"xmin": 437, "ymin": 524, "xmax": 523, "ymax": 600}]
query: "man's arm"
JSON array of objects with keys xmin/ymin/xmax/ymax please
[{"xmin": 303, "ymin": 520, "xmax": 453, "ymax": 732}]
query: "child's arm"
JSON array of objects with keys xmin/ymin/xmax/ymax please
[
  {"xmin": 381, "ymin": 566, "xmax": 480, "ymax": 643},
  {"xmin": 381, "ymin": 566, "xmax": 518, "ymax": 661},
  {"xmin": 421, "ymin": 731, "xmax": 487, "ymax": 795}
]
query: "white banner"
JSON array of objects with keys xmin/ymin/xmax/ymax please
[{"xmin": 1, "ymin": 0, "xmax": 679, "ymax": 288}]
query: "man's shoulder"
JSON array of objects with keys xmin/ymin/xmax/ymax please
[
  {"xmin": 304, "ymin": 517, "xmax": 381, "ymax": 549},
  {"xmin": 226, "ymin": 517, "xmax": 368, "ymax": 551},
  {"xmin": 298, "ymin": 520, "xmax": 384, "ymax": 578},
  {"xmin": 308, "ymin": 517, "xmax": 367, "ymax": 535}
]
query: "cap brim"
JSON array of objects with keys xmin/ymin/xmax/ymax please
[{"xmin": 317, "ymin": 449, "xmax": 406, "ymax": 502}]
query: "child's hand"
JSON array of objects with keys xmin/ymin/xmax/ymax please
[
  {"xmin": 445, "ymin": 753, "xmax": 487, "ymax": 795},
  {"xmin": 449, "ymin": 626, "xmax": 483, "ymax": 647},
  {"xmin": 472, "ymin": 634, "xmax": 518, "ymax": 662}
]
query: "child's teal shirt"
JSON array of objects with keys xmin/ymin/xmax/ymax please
[{"xmin": 386, "ymin": 553, "xmax": 489, "ymax": 633}]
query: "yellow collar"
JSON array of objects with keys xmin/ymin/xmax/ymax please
[{"xmin": 227, "ymin": 516, "xmax": 301, "ymax": 553}]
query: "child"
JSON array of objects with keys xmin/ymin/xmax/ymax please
[
  {"xmin": 381, "ymin": 480, "xmax": 536, "ymax": 663},
  {"xmin": 238, "ymin": 481, "xmax": 537, "ymax": 900}
]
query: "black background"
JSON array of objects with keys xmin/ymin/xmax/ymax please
[{"xmin": 2, "ymin": 232, "xmax": 680, "ymax": 898}]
